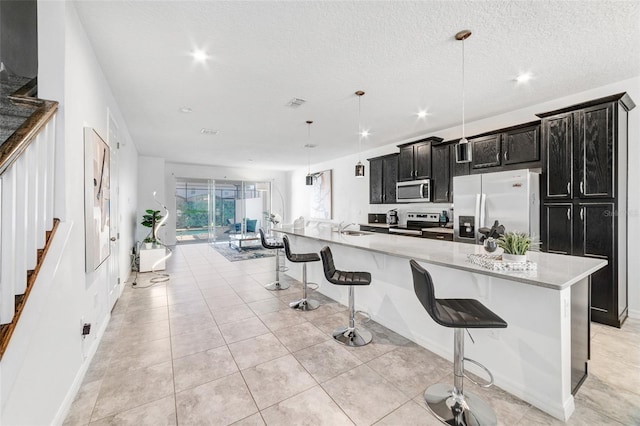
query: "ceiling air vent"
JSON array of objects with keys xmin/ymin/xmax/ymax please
[
  {"xmin": 285, "ymin": 97, "xmax": 306, "ymax": 108},
  {"xmin": 200, "ymin": 128, "xmax": 219, "ymax": 135}
]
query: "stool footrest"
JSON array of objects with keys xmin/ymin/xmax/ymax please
[{"xmin": 463, "ymin": 357, "xmax": 494, "ymax": 388}]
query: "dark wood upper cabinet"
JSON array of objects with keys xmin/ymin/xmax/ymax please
[
  {"xmin": 414, "ymin": 141, "xmax": 432, "ymax": 179},
  {"xmin": 382, "ymin": 154, "xmax": 398, "ymax": 204},
  {"xmin": 397, "ymin": 137, "xmax": 441, "ymax": 181},
  {"xmin": 431, "ymin": 143, "xmax": 451, "ymax": 203},
  {"xmin": 471, "ymin": 134, "xmax": 501, "ymax": 169},
  {"xmin": 398, "ymin": 145, "xmax": 415, "ymax": 181},
  {"xmin": 369, "ymin": 157, "xmax": 384, "ymax": 204},
  {"xmin": 576, "ymin": 104, "xmax": 615, "ymax": 198},
  {"xmin": 542, "ymin": 113, "xmax": 573, "ymax": 200},
  {"xmin": 368, "ymin": 153, "xmax": 398, "ymax": 204},
  {"xmin": 502, "ymin": 125, "xmax": 540, "ymax": 165}
]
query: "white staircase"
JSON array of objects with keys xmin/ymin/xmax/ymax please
[{"xmin": 0, "ymin": 91, "xmax": 58, "ymax": 332}]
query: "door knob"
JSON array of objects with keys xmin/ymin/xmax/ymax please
[{"xmin": 110, "ymin": 237, "xmax": 116, "ymax": 241}]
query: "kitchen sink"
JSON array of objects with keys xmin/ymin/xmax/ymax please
[{"xmin": 340, "ymin": 230, "xmax": 371, "ymax": 236}]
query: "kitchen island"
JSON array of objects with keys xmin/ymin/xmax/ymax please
[{"xmin": 273, "ymin": 225, "xmax": 606, "ymax": 421}]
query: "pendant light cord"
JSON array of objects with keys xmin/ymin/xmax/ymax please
[
  {"xmin": 462, "ymin": 37, "xmax": 465, "ymax": 139},
  {"xmin": 358, "ymin": 95, "xmax": 362, "ymax": 161}
]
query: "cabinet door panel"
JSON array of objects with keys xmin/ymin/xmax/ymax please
[
  {"xmin": 575, "ymin": 203, "xmax": 615, "ymax": 314},
  {"xmin": 431, "ymin": 144, "xmax": 450, "ymax": 202},
  {"xmin": 471, "ymin": 134, "xmax": 501, "ymax": 169},
  {"xmin": 542, "ymin": 203, "xmax": 573, "ymax": 255},
  {"xmin": 414, "ymin": 142, "xmax": 432, "ymax": 179},
  {"xmin": 383, "ymin": 155, "xmax": 398, "ymax": 203},
  {"xmin": 369, "ymin": 158, "xmax": 383, "ymax": 204},
  {"xmin": 503, "ymin": 125, "xmax": 540, "ymax": 165},
  {"xmin": 398, "ymin": 146, "xmax": 414, "ymax": 181},
  {"xmin": 543, "ymin": 114, "xmax": 572, "ymax": 199},
  {"xmin": 577, "ymin": 104, "xmax": 614, "ymax": 198}
]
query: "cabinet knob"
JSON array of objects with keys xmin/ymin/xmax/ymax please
[
  {"xmin": 580, "ymin": 207, "xmax": 584, "ymax": 221},
  {"xmin": 580, "ymin": 181, "xmax": 584, "ymax": 194},
  {"xmin": 567, "ymin": 182, "xmax": 571, "ymax": 194},
  {"xmin": 445, "ymin": 190, "xmax": 449, "ymax": 199},
  {"xmin": 504, "ymin": 151, "xmax": 508, "ymax": 161},
  {"xmin": 110, "ymin": 236, "xmax": 116, "ymax": 242},
  {"xmin": 567, "ymin": 208, "xmax": 571, "ymax": 221},
  {"xmin": 496, "ymin": 153, "xmax": 500, "ymax": 163}
]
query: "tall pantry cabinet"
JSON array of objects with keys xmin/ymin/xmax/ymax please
[{"xmin": 537, "ymin": 93, "xmax": 635, "ymax": 327}]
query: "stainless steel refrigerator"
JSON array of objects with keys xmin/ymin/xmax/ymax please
[{"xmin": 453, "ymin": 170, "xmax": 540, "ymax": 244}]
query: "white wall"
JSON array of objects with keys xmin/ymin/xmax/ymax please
[
  {"xmin": 137, "ymin": 161, "xmax": 291, "ymax": 245},
  {"xmin": 0, "ymin": 2, "xmax": 139, "ymax": 424},
  {"xmin": 289, "ymin": 76, "xmax": 640, "ymax": 319}
]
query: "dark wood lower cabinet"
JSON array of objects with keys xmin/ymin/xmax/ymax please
[{"xmin": 543, "ymin": 201, "xmax": 624, "ymax": 327}]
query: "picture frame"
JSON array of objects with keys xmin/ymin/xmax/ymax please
[
  {"xmin": 309, "ymin": 169, "xmax": 332, "ymax": 220},
  {"xmin": 84, "ymin": 127, "xmax": 111, "ymax": 272}
]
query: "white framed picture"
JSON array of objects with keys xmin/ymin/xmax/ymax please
[{"xmin": 84, "ymin": 127, "xmax": 111, "ymax": 272}]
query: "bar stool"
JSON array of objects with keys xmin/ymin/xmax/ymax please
[
  {"xmin": 258, "ymin": 228, "xmax": 290, "ymax": 291},
  {"xmin": 320, "ymin": 246, "xmax": 372, "ymax": 346},
  {"xmin": 282, "ymin": 235, "xmax": 320, "ymax": 311},
  {"xmin": 410, "ymin": 259, "xmax": 507, "ymax": 426}
]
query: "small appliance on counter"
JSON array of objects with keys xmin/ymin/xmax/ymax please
[
  {"xmin": 438, "ymin": 210, "xmax": 449, "ymax": 227},
  {"xmin": 367, "ymin": 213, "xmax": 387, "ymax": 224},
  {"xmin": 386, "ymin": 209, "xmax": 398, "ymax": 225}
]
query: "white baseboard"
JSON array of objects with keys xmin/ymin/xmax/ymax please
[{"xmin": 628, "ymin": 307, "xmax": 640, "ymax": 320}]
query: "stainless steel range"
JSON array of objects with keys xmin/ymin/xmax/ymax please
[{"xmin": 388, "ymin": 212, "xmax": 441, "ymax": 237}]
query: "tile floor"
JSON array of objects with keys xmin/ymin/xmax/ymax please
[{"xmin": 64, "ymin": 243, "xmax": 640, "ymax": 425}]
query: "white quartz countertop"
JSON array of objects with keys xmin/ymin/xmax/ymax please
[{"xmin": 273, "ymin": 225, "xmax": 606, "ymax": 290}]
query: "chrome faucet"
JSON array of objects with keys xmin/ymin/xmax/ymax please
[{"xmin": 338, "ymin": 222, "xmax": 357, "ymax": 233}]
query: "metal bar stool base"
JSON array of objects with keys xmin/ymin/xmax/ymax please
[
  {"xmin": 424, "ymin": 383, "xmax": 497, "ymax": 426},
  {"xmin": 264, "ymin": 281, "xmax": 290, "ymax": 291},
  {"xmin": 289, "ymin": 298, "xmax": 319, "ymax": 311},
  {"xmin": 332, "ymin": 326, "xmax": 373, "ymax": 347}
]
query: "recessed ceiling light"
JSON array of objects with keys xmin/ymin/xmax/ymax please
[
  {"xmin": 360, "ymin": 130, "xmax": 370, "ymax": 138},
  {"xmin": 304, "ymin": 143, "xmax": 317, "ymax": 148},
  {"xmin": 191, "ymin": 48, "xmax": 209, "ymax": 63},
  {"xmin": 200, "ymin": 128, "xmax": 219, "ymax": 135},
  {"xmin": 515, "ymin": 72, "xmax": 533, "ymax": 84},
  {"xmin": 417, "ymin": 110, "xmax": 430, "ymax": 119},
  {"xmin": 179, "ymin": 107, "xmax": 193, "ymax": 113}
]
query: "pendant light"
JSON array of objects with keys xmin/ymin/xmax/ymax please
[
  {"xmin": 455, "ymin": 29, "xmax": 472, "ymax": 163},
  {"xmin": 305, "ymin": 120, "xmax": 314, "ymax": 185},
  {"xmin": 354, "ymin": 90, "xmax": 366, "ymax": 177}
]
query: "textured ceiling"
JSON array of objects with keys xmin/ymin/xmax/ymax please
[{"xmin": 73, "ymin": 1, "xmax": 640, "ymax": 170}]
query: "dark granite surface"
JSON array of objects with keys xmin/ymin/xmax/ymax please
[{"xmin": 1, "ymin": 74, "xmax": 37, "ymax": 146}]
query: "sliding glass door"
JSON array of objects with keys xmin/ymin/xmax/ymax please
[{"xmin": 175, "ymin": 178, "xmax": 271, "ymax": 245}]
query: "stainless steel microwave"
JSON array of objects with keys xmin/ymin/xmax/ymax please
[{"xmin": 396, "ymin": 179, "xmax": 431, "ymax": 202}]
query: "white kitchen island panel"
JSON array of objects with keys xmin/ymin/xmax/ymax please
[{"xmin": 274, "ymin": 226, "xmax": 602, "ymax": 421}]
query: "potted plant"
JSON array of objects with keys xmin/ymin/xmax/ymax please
[
  {"xmin": 498, "ymin": 231, "xmax": 535, "ymax": 263},
  {"xmin": 141, "ymin": 209, "xmax": 164, "ymax": 246},
  {"xmin": 143, "ymin": 236, "xmax": 154, "ymax": 249}
]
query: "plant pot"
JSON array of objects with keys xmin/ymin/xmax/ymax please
[
  {"xmin": 502, "ymin": 253, "xmax": 527, "ymax": 263},
  {"xmin": 144, "ymin": 242, "xmax": 152, "ymax": 249}
]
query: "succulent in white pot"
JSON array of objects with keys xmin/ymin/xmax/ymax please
[{"xmin": 498, "ymin": 232, "xmax": 537, "ymax": 263}]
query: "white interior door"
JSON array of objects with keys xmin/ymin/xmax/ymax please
[{"xmin": 107, "ymin": 111, "xmax": 121, "ymax": 310}]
